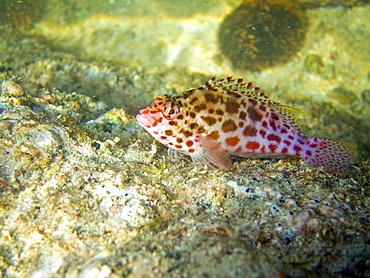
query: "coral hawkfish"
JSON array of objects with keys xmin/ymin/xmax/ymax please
[{"xmin": 136, "ymin": 77, "xmax": 356, "ymax": 173}]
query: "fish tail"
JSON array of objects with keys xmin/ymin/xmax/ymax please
[{"xmin": 303, "ymin": 137, "xmax": 357, "ymax": 173}]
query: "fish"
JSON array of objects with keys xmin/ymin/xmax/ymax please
[{"xmin": 136, "ymin": 77, "xmax": 357, "ymax": 173}]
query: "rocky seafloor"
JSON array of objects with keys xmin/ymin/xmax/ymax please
[{"xmin": 0, "ymin": 0, "xmax": 370, "ymax": 277}]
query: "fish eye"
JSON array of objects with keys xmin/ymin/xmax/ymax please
[{"xmin": 164, "ymin": 106, "xmax": 179, "ymax": 119}]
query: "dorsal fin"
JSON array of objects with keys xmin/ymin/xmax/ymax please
[
  {"xmin": 205, "ymin": 77, "xmax": 262, "ymax": 97},
  {"xmin": 205, "ymin": 77, "xmax": 305, "ymax": 135},
  {"xmin": 272, "ymin": 104, "xmax": 305, "ymax": 135}
]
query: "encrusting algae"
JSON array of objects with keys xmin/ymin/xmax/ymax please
[{"xmin": 137, "ymin": 77, "xmax": 357, "ymax": 173}]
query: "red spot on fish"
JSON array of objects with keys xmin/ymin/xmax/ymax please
[
  {"xmin": 269, "ymin": 120, "xmax": 277, "ymax": 131},
  {"xmin": 283, "ymin": 140, "xmax": 291, "ymax": 146},
  {"xmin": 267, "ymin": 134, "xmax": 281, "ymax": 143},
  {"xmin": 186, "ymin": 140, "xmax": 194, "ymax": 147},
  {"xmin": 268, "ymin": 144, "xmax": 277, "ymax": 152},
  {"xmin": 226, "ymin": 136, "xmax": 240, "ymax": 146},
  {"xmin": 259, "ymin": 129, "xmax": 266, "ymax": 138},
  {"xmin": 246, "ymin": 141, "xmax": 260, "ymax": 150},
  {"xmin": 235, "ymin": 146, "xmax": 242, "ymax": 152},
  {"xmin": 243, "ymin": 125, "xmax": 258, "ymax": 137},
  {"xmin": 293, "ymin": 145, "xmax": 302, "ymax": 154},
  {"xmin": 281, "ymin": 147, "xmax": 288, "ymax": 154}
]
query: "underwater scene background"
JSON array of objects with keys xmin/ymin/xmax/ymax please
[{"xmin": 0, "ymin": 0, "xmax": 369, "ymax": 277}]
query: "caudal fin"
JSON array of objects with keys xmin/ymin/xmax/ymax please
[{"xmin": 304, "ymin": 138, "xmax": 357, "ymax": 173}]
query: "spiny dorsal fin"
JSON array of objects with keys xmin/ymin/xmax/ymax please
[
  {"xmin": 272, "ymin": 103, "xmax": 305, "ymax": 135},
  {"xmin": 205, "ymin": 77, "xmax": 306, "ymax": 135},
  {"xmin": 205, "ymin": 77, "xmax": 263, "ymax": 97}
]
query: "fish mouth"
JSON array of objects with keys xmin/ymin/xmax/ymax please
[
  {"xmin": 136, "ymin": 109, "xmax": 160, "ymax": 128},
  {"xmin": 136, "ymin": 112, "xmax": 152, "ymax": 127}
]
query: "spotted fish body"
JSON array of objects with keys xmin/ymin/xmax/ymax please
[{"xmin": 136, "ymin": 77, "xmax": 356, "ymax": 173}]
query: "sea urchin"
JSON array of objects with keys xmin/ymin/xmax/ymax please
[{"xmin": 218, "ymin": 0, "xmax": 307, "ymax": 71}]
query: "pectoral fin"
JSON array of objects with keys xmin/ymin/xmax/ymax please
[{"xmin": 190, "ymin": 135, "xmax": 233, "ymax": 169}]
